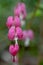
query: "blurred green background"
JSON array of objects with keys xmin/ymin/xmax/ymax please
[{"xmin": 0, "ymin": 0, "xmax": 43, "ymax": 65}]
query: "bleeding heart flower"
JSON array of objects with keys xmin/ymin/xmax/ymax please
[
  {"xmin": 22, "ymin": 30, "xmax": 28, "ymax": 40},
  {"xmin": 9, "ymin": 44, "xmax": 19, "ymax": 56},
  {"xmin": 6, "ymin": 16, "xmax": 14, "ymax": 29},
  {"xmin": 14, "ymin": 16, "xmax": 21, "ymax": 27},
  {"xmin": 16, "ymin": 27, "xmax": 23, "ymax": 40},
  {"xmin": 14, "ymin": 3, "xmax": 27, "ymax": 19},
  {"xmin": 27, "ymin": 30, "xmax": 34, "ymax": 40},
  {"xmin": 14, "ymin": 7, "xmax": 21, "ymax": 17},
  {"xmin": 8, "ymin": 26, "xmax": 15, "ymax": 40}
]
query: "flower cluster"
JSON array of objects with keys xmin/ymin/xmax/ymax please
[{"xmin": 6, "ymin": 2, "xmax": 34, "ymax": 62}]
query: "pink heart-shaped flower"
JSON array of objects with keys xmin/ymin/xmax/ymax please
[{"xmin": 9, "ymin": 44, "xmax": 19, "ymax": 56}]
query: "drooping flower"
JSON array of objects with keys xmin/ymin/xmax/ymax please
[
  {"xmin": 6, "ymin": 16, "xmax": 14, "ymax": 29},
  {"xmin": 27, "ymin": 30, "xmax": 34, "ymax": 40},
  {"xmin": 9, "ymin": 44, "xmax": 19, "ymax": 56},
  {"xmin": 22, "ymin": 30, "xmax": 28, "ymax": 40},
  {"xmin": 16, "ymin": 27, "xmax": 23, "ymax": 40},
  {"xmin": 14, "ymin": 16, "xmax": 21, "ymax": 27},
  {"xmin": 8, "ymin": 26, "xmax": 15, "ymax": 40},
  {"xmin": 14, "ymin": 3, "xmax": 27, "ymax": 19}
]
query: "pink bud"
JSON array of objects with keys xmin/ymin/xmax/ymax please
[
  {"xmin": 14, "ymin": 7, "xmax": 21, "ymax": 16},
  {"xmin": 14, "ymin": 16, "xmax": 21, "ymax": 27},
  {"xmin": 27, "ymin": 30, "xmax": 34, "ymax": 40},
  {"xmin": 18, "ymin": 3, "xmax": 26, "ymax": 13},
  {"xmin": 21, "ymin": 3, "xmax": 26, "ymax": 12},
  {"xmin": 14, "ymin": 3, "xmax": 27, "ymax": 19},
  {"xmin": 16, "ymin": 27, "xmax": 23, "ymax": 40},
  {"xmin": 6, "ymin": 16, "xmax": 14, "ymax": 29},
  {"xmin": 8, "ymin": 26, "xmax": 15, "ymax": 40},
  {"xmin": 20, "ymin": 3, "xmax": 27, "ymax": 19},
  {"xmin": 22, "ymin": 30, "xmax": 28, "ymax": 40}
]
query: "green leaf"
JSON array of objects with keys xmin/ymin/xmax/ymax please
[{"xmin": 35, "ymin": 9, "xmax": 42, "ymax": 16}]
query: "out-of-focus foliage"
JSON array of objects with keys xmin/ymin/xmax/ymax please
[{"xmin": 40, "ymin": 60, "xmax": 43, "ymax": 65}]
